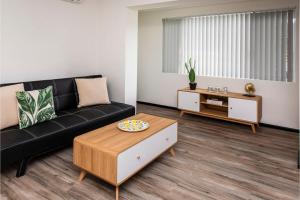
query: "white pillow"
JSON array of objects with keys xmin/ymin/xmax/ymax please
[
  {"xmin": 75, "ymin": 77, "xmax": 110, "ymax": 107},
  {"xmin": 0, "ymin": 83, "xmax": 24, "ymax": 129}
]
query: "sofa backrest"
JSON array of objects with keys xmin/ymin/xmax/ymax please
[{"xmin": 0, "ymin": 75, "xmax": 102, "ymax": 111}]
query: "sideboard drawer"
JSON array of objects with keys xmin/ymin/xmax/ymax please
[
  {"xmin": 178, "ymin": 91, "xmax": 200, "ymax": 112},
  {"xmin": 117, "ymin": 123, "xmax": 177, "ymax": 183},
  {"xmin": 228, "ymin": 98, "xmax": 258, "ymax": 122}
]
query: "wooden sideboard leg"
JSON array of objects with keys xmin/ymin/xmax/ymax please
[
  {"xmin": 78, "ymin": 170, "xmax": 87, "ymax": 182},
  {"xmin": 251, "ymin": 124, "xmax": 256, "ymax": 134},
  {"xmin": 169, "ymin": 148, "xmax": 176, "ymax": 157},
  {"xmin": 179, "ymin": 111, "xmax": 184, "ymax": 117},
  {"xmin": 116, "ymin": 186, "xmax": 119, "ymax": 200}
]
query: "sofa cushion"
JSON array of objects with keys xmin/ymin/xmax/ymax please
[
  {"xmin": 0, "ymin": 127, "xmax": 34, "ymax": 150},
  {"xmin": 0, "ymin": 102, "xmax": 135, "ymax": 168},
  {"xmin": 16, "ymin": 86, "xmax": 57, "ymax": 129},
  {"xmin": 75, "ymin": 77, "xmax": 110, "ymax": 107},
  {"xmin": 0, "ymin": 83, "xmax": 24, "ymax": 130}
]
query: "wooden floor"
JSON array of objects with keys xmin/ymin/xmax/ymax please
[{"xmin": 1, "ymin": 103, "xmax": 299, "ymax": 200}]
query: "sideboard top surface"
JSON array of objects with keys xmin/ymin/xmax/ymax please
[{"xmin": 178, "ymin": 88, "xmax": 262, "ymax": 101}]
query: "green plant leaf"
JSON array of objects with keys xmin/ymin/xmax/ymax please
[
  {"xmin": 36, "ymin": 107, "xmax": 56, "ymax": 122},
  {"xmin": 37, "ymin": 86, "xmax": 54, "ymax": 110},
  {"xmin": 16, "ymin": 91, "xmax": 36, "ymax": 115},
  {"xmin": 189, "ymin": 68, "xmax": 196, "ymax": 83},
  {"xmin": 19, "ymin": 109, "xmax": 33, "ymax": 129},
  {"xmin": 189, "ymin": 58, "xmax": 192, "ymax": 69},
  {"xmin": 185, "ymin": 63, "xmax": 190, "ymax": 73}
]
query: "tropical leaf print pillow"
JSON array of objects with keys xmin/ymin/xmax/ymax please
[{"xmin": 16, "ymin": 86, "xmax": 57, "ymax": 129}]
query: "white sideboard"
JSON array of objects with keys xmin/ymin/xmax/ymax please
[{"xmin": 178, "ymin": 88, "xmax": 262, "ymax": 133}]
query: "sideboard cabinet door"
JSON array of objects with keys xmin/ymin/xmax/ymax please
[
  {"xmin": 228, "ymin": 98, "xmax": 257, "ymax": 122},
  {"xmin": 178, "ymin": 91, "xmax": 200, "ymax": 112}
]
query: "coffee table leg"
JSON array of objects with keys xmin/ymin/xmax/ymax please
[
  {"xmin": 116, "ymin": 186, "xmax": 119, "ymax": 200},
  {"xmin": 170, "ymin": 148, "xmax": 175, "ymax": 157},
  {"xmin": 78, "ymin": 170, "xmax": 87, "ymax": 181}
]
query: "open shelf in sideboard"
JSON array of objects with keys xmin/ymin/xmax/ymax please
[
  {"xmin": 177, "ymin": 88, "xmax": 263, "ymax": 133},
  {"xmin": 200, "ymin": 107, "xmax": 228, "ymax": 118},
  {"xmin": 200, "ymin": 101, "xmax": 229, "ymax": 108}
]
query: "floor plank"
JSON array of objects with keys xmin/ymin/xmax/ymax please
[{"xmin": 1, "ymin": 103, "xmax": 299, "ymax": 200}]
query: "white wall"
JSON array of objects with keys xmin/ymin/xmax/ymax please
[
  {"xmin": 138, "ymin": 0, "xmax": 299, "ymax": 129},
  {"xmin": 1, "ymin": 0, "xmax": 103, "ymax": 83},
  {"xmin": 298, "ymin": 0, "xmax": 300, "ymax": 155},
  {"xmin": 1, "ymin": 0, "xmax": 127, "ymax": 102},
  {"xmin": 93, "ymin": 0, "xmax": 138, "ymax": 105},
  {"xmin": 1, "ymin": 0, "xmax": 171, "ymax": 106},
  {"xmin": 125, "ymin": 8, "xmax": 138, "ymax": 107}
]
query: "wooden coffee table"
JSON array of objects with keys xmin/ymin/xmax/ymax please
[{"xmin": 73, "ymin": 113, "xmax": 177, "ymax": 200}]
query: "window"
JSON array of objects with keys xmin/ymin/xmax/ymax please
[{"xmin": 163, "ymin": 10, "xmax": 295, "ymax": 82}]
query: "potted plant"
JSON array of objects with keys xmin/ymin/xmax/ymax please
[{"xmin": 185, "ymin": 58, "xmax": 197, "ymax": 90}]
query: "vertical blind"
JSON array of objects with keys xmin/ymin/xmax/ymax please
[{"xmin": 162, "ymin": 10, "xmax": 295, "ymax": 82}]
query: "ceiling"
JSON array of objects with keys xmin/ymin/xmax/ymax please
[{"xmin": 129, "ymin": 0, "xmax": 259, "ymax": 11}]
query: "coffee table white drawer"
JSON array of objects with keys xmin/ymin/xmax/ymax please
[{"xmin": 117, "ymin": 123, "xmax": 177, "ymax": 183}]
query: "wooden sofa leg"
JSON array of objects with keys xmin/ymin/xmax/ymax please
[{"xmin": 16, "ymin": 157, "xmax": 30, "ymax": 177}]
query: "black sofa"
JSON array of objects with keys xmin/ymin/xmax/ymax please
[{"xmin": 0, "ymin": 75, "xmax": 135, "ymax": 177}]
